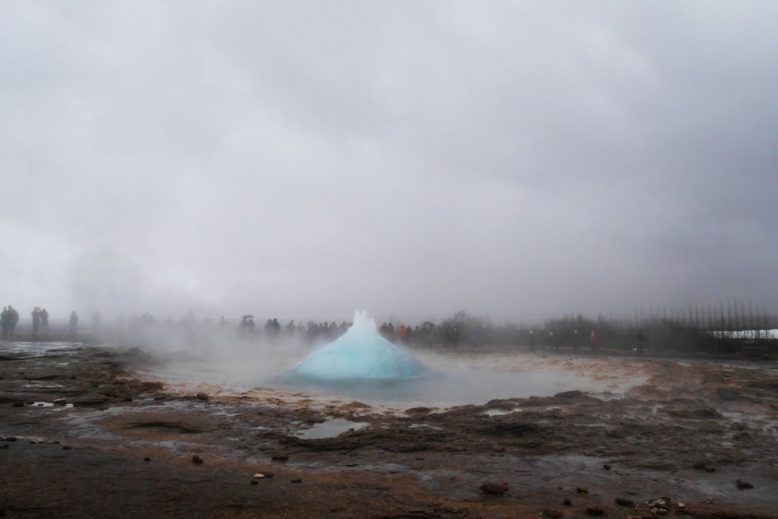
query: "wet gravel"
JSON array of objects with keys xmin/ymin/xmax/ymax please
[{"xmin": 1, "ymin": 341, "xmax": 777, "ymax": 518}]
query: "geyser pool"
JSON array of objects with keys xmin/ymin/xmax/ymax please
[{"xmin": 290, "ymin": 311, "xmax": 426, "ymax": 383}]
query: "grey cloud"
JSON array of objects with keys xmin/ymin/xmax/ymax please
[{"xmin": 2, "ymin": 1, "xmax": 777, "ymax": 323}]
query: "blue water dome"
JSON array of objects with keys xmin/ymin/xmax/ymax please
[{"xmin": 293, "ymin": 311, "xmax": 425, "ymax": 382}]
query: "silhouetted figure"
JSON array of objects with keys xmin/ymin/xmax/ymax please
[
  {"xmin": 69, "ymin": 311, "xmax": 79, "ymax": 340},
  {"xmin": 529, "ymin": 329, "xmax": 536, "ymax": 352},
  {"xmin": 2, "ymin": 306, "xmax": 20, "ymax": 340},
  {"xmin": 590, "ymin": 330, "xmax": 599, "ymax": 353},
  {"xmin": 636, "ymin": 330, "xmax": 646, "ymax": 355},
  {"xmin": 31, "ymin": 307, "xmax": 41, "ymax": 339},
  {"xmin": 239, "ymin": 315, "xmax": 255, "ymax": 336},
  {"xmin": 41, "ymin": 308, "xmax": 49, "ymax": 337},
  {"xmin": 1, "ymin": 307, "xmax": 8, "ymax": 339},
  {"xmin": 572, "ymin": 329, "xmax": 580, "ymax": 353}
]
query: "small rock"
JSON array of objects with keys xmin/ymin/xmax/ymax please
[
  {"xmin": 576, "ymin": 487, "xmax": 589, "ymax": 495},
  {"xmin": 480, "ymin": 480, "xmax": 509, "ymax": 495},
  {"xmin": 53, "ymin": 398, "xmax": 67, "ymax": 406},
  {"xmin": 563, "ymin": 499, "xmax": 572, "ymax": 506},
  {"xmin": 153, "ymin": 394, "xmax": 166, "ymax": 401},
  {"xmin": 291, "ymin": 478, "xmax": 302, "ymax": 483},
  {"xmin": 603, "ymin": 464, "xmax": 611, "ymax": 471},
  {"xmin": 693, "ymin": 461, "xmax": 716, "ymax": 472},
  {"xmin": 196, "ymin": 392, "xmax": 209, "ymax": 401},
  {"xmin": 0, "ymin": 444, "xmax": 8, "ymax": 449},
  {"xmin": 554, "ymin": 390, "xmax": 584, "ymax": 399},
  {"xmin": 192, "ymin": 455, "xmax": 204, "ymax": 464},
  {"xmin": 585, "ymin": 507, "xmax": 605, "ymax": 516},
  {"xmin": 614, "ymin": 498, "xmax": 634, "ymax": 507},
  {"xmin": 11, "ymin": 402, "xmax": 24, "ymax": 408},
  {"xmin": 736, "ymin": 479, "xmax": 754, "ymax": 490},
  {"xmin": 250, "ymin": 480, "xmax": 258, "ymax": 485},
  {"xmin": 252, "ymin": 473, "xmax": 266, "ymax": 479},
  {"xmin": 271, "ymin": 452, "xmax": 289, "ymax": 462},
  {"xmin": 143, "ymin": 457, "xmax": 151, "ymax": 462},
  {"xmin": 542, "ymin": 509, "xmax": 562, "ymax": 518},
  {"xmin": 1, "ymin": 437, "xmax": 17, "ymax": 442}
]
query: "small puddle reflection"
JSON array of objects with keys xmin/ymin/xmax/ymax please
[
  {"xmin": 296, "ymin": 418, "xmax": 367, "ymax": 440},
  {"xmin": 31, "ymin": 401, "xmax": 74, "ymax": 409}
]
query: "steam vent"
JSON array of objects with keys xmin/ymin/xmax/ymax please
[{"xmin": 293, "ymin": 311, "xmax": 425, "ymax": 382}]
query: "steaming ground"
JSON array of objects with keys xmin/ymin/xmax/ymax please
[
  {"xmin": 2, "ymin": 340, "xmax": 778, "ymax": 518},
  {"xmin": 129, "ymin": 340, "xmax": 644, "ymax": 409}
]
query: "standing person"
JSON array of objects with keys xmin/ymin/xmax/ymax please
[
  {"xmin": 590, "ymin": 330, "xmax": 599, "ymax": 354},
  {"xmin": 7, "ymin": 306, "xmax": 19, "ymax": 339},
  {"xmin": 31, "ymin": 308, "xmax": 41, "ymax": 339},
  {"xmin": 529, "ymin": 329, "xmax": 536, "ymax": 352},
  {"xmin": 1, "ymin": 307, "xmax": 8, "ymax": 339},
  {"xmin": 636, "ymin": 329, "xmax": 646, "ymax": 355},
  {"xmin": 69, "ymin": 311, "xmax": 79, "ymax": 340},
  {"xmin": 572, "ymin": 329, "xmax": 580, "ymax": 353},
  {"xmin": 40, "ymin": 308, "xmax": 50, "ymax": 337}
]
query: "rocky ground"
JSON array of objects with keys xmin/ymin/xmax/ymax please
[{"xmin": 1, "ymin": 342, "xmax": 777, "ymax": 518}]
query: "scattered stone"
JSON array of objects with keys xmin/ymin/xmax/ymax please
[
  {"xmin": 291, "ymin": 478, "xmax": 302, "ymax": 483},
  {"xmin": 11, "ymin": 402, "xmax": 23, "ymax": 408},
  {"xmin": 71, "ymin": 394, "xmax": 109, "ymax": 406},
  {"xmin": 480, "ymin": 480, "xmax": 509, "ymax": 495},
  {"xmin": 252, "ymin": 473, "xmax": 266, "ymax": 479},
  {"xmin": 563, "ymin": 499, "xmax": 572, "ymax": 506},
  {"xmin": 603, "ymin": 464, "xmax": 611, "ymax": 471},
  {"xmin": 195, "ymin": 392, "xmax": 209, "ymax": 401},
  {"xmin": 576, "ymin": 487, "xmax": 589, "ymax": 495},
  {"xmin": 153, "ymin": 394, "xmax": 166, "ymax": 401},
  {"xmin": 53, "ymin": 398, "xmax": 67, "ymax": 406},
  {"xmin": 1, "ymin": 437, "xmax": 17, "ymax": 442},
  {"xmin": 614, "ymin": 498, "xmax": 634, "ymax": 507},
  {"xmin": 271, "ymin": 452, "xmax": 289, "ymax": 462},
  {"xmin": 192, "ymin": 455, "xmax": 204, "ymax": 464},
  {"xmin": 542, "ymin": 509, "xmax": 562, "ymax": 518},
  {"xmin": 0, "ymin": 444, "xmax": 8, "ymax": 449},
  {"xmin": 554, "ymin": 390, "xmax": 584, "ymax": 399},
  {"xmin": 62, "ymin": 446, "xmax": 71, "ymax": 450},
  {"xmin": 250, "ymin": 480, "xmax": 258, "ymax": 485},
  {"xmin": 405, "ymin": 407, "xmax": 431, "ymax": 416},
  {"xmin": 693, "ymin": 461, "xmax": 716, "ymax": 472},
  {"xmin": 143, "ymin": 457, "xmax": 151, "ymax": 462},
  {"xmin": 585, "ymin": 506, "xmax": 605, "ymax": 516},
  {"xmin": 736, "ymin": 479, "xmax": 754, "ymax": 490}
]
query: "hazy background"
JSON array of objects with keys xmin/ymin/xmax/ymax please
[{"xmin": 2, "ymin": 1, "xmax": 777, "ymax": 323}]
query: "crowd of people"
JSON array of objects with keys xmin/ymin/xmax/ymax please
[
  {"xmin": 0, "ymin": 306, "xmax": 79, "ymax": 341},
  {"xmin": 1, "ymin": 305, "xmax": 656, "ymax": 355}
]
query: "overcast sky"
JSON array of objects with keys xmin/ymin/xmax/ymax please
[{"xmin": 2, "ymin": 1, "xmax": 777, "ymax": 323}]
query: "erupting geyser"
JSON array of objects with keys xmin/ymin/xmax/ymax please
[{"xmin": 293, "ymin": 311, "xmax": 425, "ymax": 382}]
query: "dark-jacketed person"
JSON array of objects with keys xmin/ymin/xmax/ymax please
[
  {"xmin": 40, "ymin": 308, "xmax": 49, "ymax": 337},
  {"xmin": 636, "ymin": 330, "xmax": 646, "ymax": 355},
  {"xmin": 31, "ymin": 307, "xmax": 41, "ymax": 339},
  {"xmin": 3, "ymin": 306, "xmax": 20, "ymax": 340}
]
